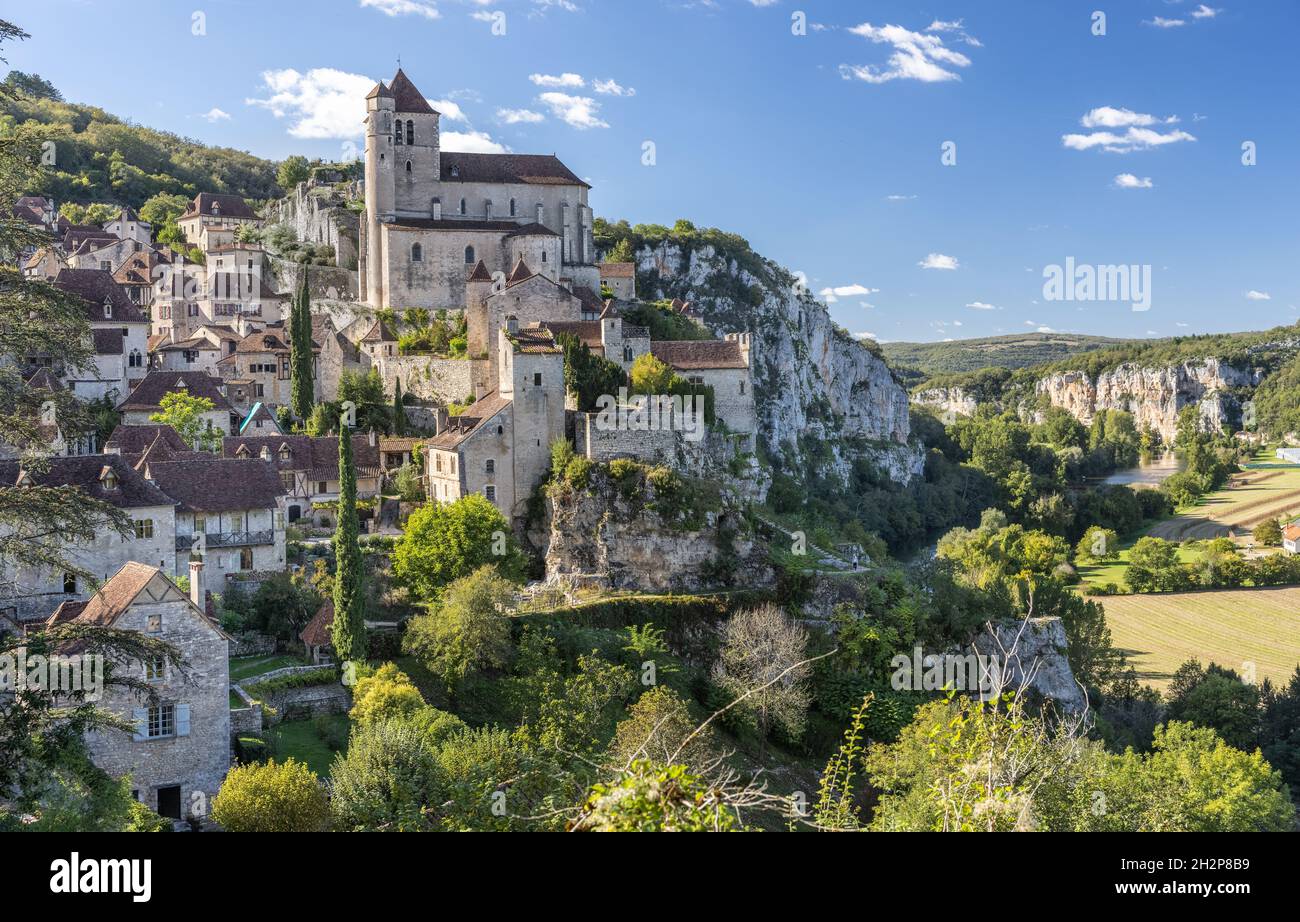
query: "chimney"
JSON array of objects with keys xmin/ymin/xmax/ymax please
[
  {"xmin": 368, "ymin": 429, "xmax": 377, "ymax": 448},
  {"xmin": 505, "ymin": 316, "xmax": 519, "ymax": 336},
  {"xmin": 431, "ymin": 198, "xmax": 442, "ymax": 221},
  {"xmin": 188, "ymin": 556, "xmax": 204, "ymax": 609}
]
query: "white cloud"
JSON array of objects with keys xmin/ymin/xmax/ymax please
[
  {"xmin": 1246, "ymin": 290, "xmax": 1272, "ymax": 301},
  {"xmin": 819, "ymin": 283, "xmax": 879, "ymax": 304},
  {"xmin": 529, "ymin": 72, "xmax": 585, "ymax": 88},
  {"xmin": 966, "ymin": 301, "xmax": 999, "ymax": 310},
  {"xmin": 885, "ymin": 194, "xmax": 917, "ymax": 201},
  {"xmin": 1114, "ymin": 173, "xmax": 1154, "ymax": 189},
  {"xmin": 1146, "ymin": 16, "xmax": 1186, "ymax": 28},
  {"xmin": 1192, "ymin": 5, "xmax": 1221, "ymax": 19},
  {"xmin": 360, "ymin": 0, "xmax": 440, "ymax": 19},
  {"xmin": 428, "ymin": 99, "xmax": 468, "ymax": 122},
  {"xmin": 1063, "ymin": 107, "xmax": 1195, "ymax": 153},
  {"xmin": 537, "ymin": 92, "xmax": 608, "ymax": 129},
  {"xmin": 497, "ymin": 107, "xmax": 545, "ymax": 124},
  {"xmin": 854, "ymin": 332, "xmax": 879, "ymax": 341},
  {"xmin": 442, "ymin": 130, "xmax": 507, "ymax": 153},
  {"xmin": 202, "ymin": 107, "xmax": 231, "ymax": 122},
  {"xmin": 918, "ymin": 253, "xmax": 959, "ymax": 271},
  {"xmin": 840, "ymin": 22, "xmax": 976, "ymax": 84},
  {"xmin": 593, "ymin": 78, "xmax": 636, "ymax": 97},
  {"xmin": 246, "ymin": 68, "xmax": 375, "ymax": 139}
]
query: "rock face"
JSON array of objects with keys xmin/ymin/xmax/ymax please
[
  {"xmin": 632, "ymin": 241, "xmax": 924, "ymax": 484},
  {"xmin": 971, "ymin": 617, "xmax": 1086, "ymax": 716},
  {"xmin": 1035, "ymin": 359, "xmax": 1261, "ymax": 442},
  {"xmin": 541, "ymin": 465, "xmax": 772, "ymax": 593},
  {"xmin": 913, "ymin": 386, "xmax": 979, "ymax": 421},
  {"xmin": 268, "ymin": 180, "xmax": 361, "ymax": 271}
]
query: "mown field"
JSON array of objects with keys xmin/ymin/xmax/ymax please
[
  {"xmin": 1101, "ymin": 587, "xmax": 1300, "ymax": 689},
  {"xmin": 1147, "ymin": 463, "xmax": 1300, "ymax": 542}
]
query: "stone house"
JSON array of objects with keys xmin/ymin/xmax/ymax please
[
  {"xmin": 114, "ymin": 249, "xmax": 167, "ymax": 309},
  {"xmin": 425, "ymin": 322, "xmax": 565, "ymax": 518},
  {"xmin": 301, "ymin": 598, "xmax": 334, "ymax": 665},
  {"xmin": 599, "ymin": 261, "xmax": 636, "ymax": 301},
  {"xmin": 46, "ymin": 560, "xmax": 231, "ymax": 822},
  {"xmin": 1284, "ymin": 522, "xmax": 1300, "ymax": 555},
  {"xmin": 223, "ymin": 432, "xmax": 382, "ymax": 523},
  {"xmin": 543, "ymin": 303, "xmax": 651, "ymax": 375},
  {"xmin": 102, "ymin": 206, "xmax": 153, "ymax": 247},
  {"xmin": 140, "ymin": 454, "xmax": 287, "ymax": 588},
  {"xmin": 177, "ymin": 193, "xmax": 263, "ymax": 246},
  {"xmin": 50, "ymin": 268, "xmax": 150, "ymax": 400},
  {"xmin": 117, "ymin": 370, "xmax": 239, "ymax": 436},
  {"xmin": 0, "ymin": 455, "xmax": 177, "ymax": 627},
  {"xmin": 651, "ymin": 334, "xmax": 756, "ymax": 438},
  {"xmin": 216, "ymin": 327, "xmax": 320, "ymax": 409}
]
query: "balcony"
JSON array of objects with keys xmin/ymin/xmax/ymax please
[{"xmin": 176, "ymin": 530, "xmax": 274, "ymax": 551}]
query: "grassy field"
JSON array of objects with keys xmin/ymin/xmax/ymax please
[
  {"xmin": 1101, "ymin": 587, "xmax": 1300, "ymax": 689},
  {"xmin": 268, "ymin": 715, "xmax": 351, "ymax": 778},
  {"xmin": 1147, "ymin": 458, "xmax": 1300, "ymax": 542}
]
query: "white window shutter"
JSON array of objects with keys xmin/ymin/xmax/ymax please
[
  {"xmin": 176, "ymin": 704, "xmax": 191, "ymax": 737},
  {"xmin": 132, "ymin": 708, "xmax": 147, "ymax": 742}
]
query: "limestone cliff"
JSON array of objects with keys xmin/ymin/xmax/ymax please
[
  {"xmin": 913, "ymin": 385, "xmax": 979, "ymax": 421},
  {"xmin": 1035, "ymin": 359, "xmax": 1262, "ymax": 443},
  {"xmin": 540, "ymin": 463, "xmax": 772, "ymax": 593},
  {"xmin": 629, "ymin": 239, "xmax": 924, "ymax": 484}
]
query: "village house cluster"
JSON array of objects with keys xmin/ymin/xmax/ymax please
[{"xmin": 0, "ymin": 67, "xmax": 760, "ymax": 824}]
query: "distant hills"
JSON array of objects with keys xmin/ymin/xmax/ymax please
[
  {"xmin": 881, "ymin": 332, "xmax": 1139, "ymax": 386},
  {"xmin": 0, "ymin": 79, "xmax": 281, "ymax": 209}
]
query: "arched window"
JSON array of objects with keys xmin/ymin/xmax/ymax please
[
  {"xmin": 405, "ymin": 160, "xmax": 412, "ymax": 173},
  {"xmin": 394, "ymin": 121, "xmax": 403, "ymax": 145},
  {"xmin": 509, "ymin": 199, "xmax": 517, "ymax": 217},
  {"xmin": 464, "ymin": 246, "xmax": 475, "ymax": 264},
  {"xmin": 406, "ymin": 120, "xmax": 414, "ymax": 145},
  {"xmin": 411, "ymin": 243, "xmax": 423, "ymax": 262},
  {"xmin": 459, "ymin": 198, "xmax": 467, "ymax": 215},
  {"xmin": 129, "ymin": 349, "xmax": 143, "ymax": 368}
]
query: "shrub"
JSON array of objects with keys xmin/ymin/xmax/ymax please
[{"xmin": 212, "ymin": 759, "xmax": 330, "ymax": 832}]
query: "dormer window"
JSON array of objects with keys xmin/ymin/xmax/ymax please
[
  {"xmin": 450, "ymin": 165, "xmax": 460, "ymax": 179},
  {"xmin": 103, "ymin": 299, "xmax": 112, "ymax": 319},
  {"xmin": 279, "ymin": 447, "xmax": 292, "ymax": 462},
  {"xmin": 99, "ymin": 467, "xmax": 119, "ymax": 491},
  {"xmin": 211, "ymin": 201, "xmax": 221, "ymax": 216},
  {"xmin": 235, "ymin": 445, "xmax": 250, "ymax": 458},
  {"xmin": 260, "ymin": 446, "xmax": 272, "ymax": 461}
]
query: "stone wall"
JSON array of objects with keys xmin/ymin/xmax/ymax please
[
  {"xmin": 381, "ymin": 355, "xmax": 479, "ymax": 405},
  {"xmin": 228, "ymin": 633, "xmax": 276, "ymax": 657},
  {"xmin": 269, "ymin": 182, "xmax": 361, "ymax": 271},
  {"xmin": 269, "ymin": 257, "xmax": 359, "ymax": 302}
]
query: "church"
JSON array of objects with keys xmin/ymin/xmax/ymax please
[{"xmin": 360, "ymin": 69, "xmax": 601, "ymax": 314}]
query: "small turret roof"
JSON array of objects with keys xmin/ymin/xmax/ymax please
[
  {"xmin": 467, "ymin": 260, "xmax": 493, "ymax": 282},
  {"xmin": 366, "ymin": 81, "xmax": 392, "ymax": 100},
  {"xmin": 506, "ymin": 257, "xmax": 533, "ymax": 286}
]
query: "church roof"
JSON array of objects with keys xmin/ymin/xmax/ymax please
[
  {"xmin": 363, "ymin": 318, "xmax": 399, "ymax": 343},
  {"xmin": 389, "ymin": 69, "xmax": 438, "ymax": 115},
  {"xmin": 366, "ymin": 81, "xmax": 392, "ymax": 100},
  {"xmin": 467, "ymin": 260, "xmax": 493, "ymax": 282},
  {"xmin": 439, "ymin": 152, "xmax": 589, "ymax": 188},
  {"xmin": 506, "ymin": 258, "xmax": 533, "ymax": 286}
]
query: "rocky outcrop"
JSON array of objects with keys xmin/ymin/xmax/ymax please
[
  {"xmin": 268, "ymin": 180, "xmax": 361, "ymax": 270},
  {"xmin": 631, "ymin": 241, "xmax": 924, "ymax": 484},
  {"xmin": 541, "ymin": 464, "xmax": 772, "ymax": 594},
  {"xmin": 913, "ymin": 385, "xmax": 979, "ymax": 421},
  {"xmin": 971, "ymin": 617, "xmax": 1086, "ymax": 716},
  {"xmin": 1036, "ymin": 358, "xmax": 1262, "ymax": 442}
]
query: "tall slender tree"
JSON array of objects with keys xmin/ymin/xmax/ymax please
[
  {"xmin": 331, "ymin": 422, "xmax": 366, "ymax": 663},
  {"xmin": 392, "ymin": 379, "xmax": 405, "ymax": 436},
  {"xmin": 289, "ymin": 268, "xmax": 314, "ymax": 421}
]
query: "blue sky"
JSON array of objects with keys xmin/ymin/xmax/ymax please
[{"xmin": 7, "ymin": 0, "xmax": 1299, "ymax": 343}]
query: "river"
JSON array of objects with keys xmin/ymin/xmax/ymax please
[{"xmin": 1098, "ymin": 453, "xmax": 1186, "ymax": 487}]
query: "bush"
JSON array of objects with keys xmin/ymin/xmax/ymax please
[
  {"xmin": 212, "ymin": 759, "xmax": 330, "ymax": 832},
  {"xmin": 350, "ymin": 663, "xmax": 427, "ymax": 724},
  {"xmin": 236, "ymin": 737, "xmax": 268, "ymax": 763},
  {"xmin": 330, "ymin": 718, "xmax": 446, "ymax": 831}
]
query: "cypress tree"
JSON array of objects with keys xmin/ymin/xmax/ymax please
[
  {"xmin": 331, "ymin": 424, "xmax": 366, "ymax": 663},
  {"xmin": 392, "ymin": 379, "xmax": 405, "ymax": 436},
  {"xmin": 290, "ymin": 268, "xmax": 315, "ymax": 421}
]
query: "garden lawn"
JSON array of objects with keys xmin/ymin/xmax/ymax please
[
  {"xmin": 229, "ymin": 654, "xmax": 306, "ymax": 682},
  {"xmin": 269, "ymin": 715, "xmax": 352, "ymax": 778}
]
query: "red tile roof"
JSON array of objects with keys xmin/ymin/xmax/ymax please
[{"xmin": 651, "ymin": 340, "xmax": 748, "ymax": 371}]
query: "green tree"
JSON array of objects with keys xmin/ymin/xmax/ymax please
[
  {"xmin": 571, "ymin": 761, "xmax": 742, "ymax": 832},
  {"xmin": 330, "ymin": 717, "xmax": 445, "ymax": 831},
  {"xmin": 1125, "ymin": 536, "xmax": 1185, "ymax": 592},
  {"xmin": 1254, "ymin": 518, "xmax": 1283, "ymax": 547},
  {"xmin": 350, "ymin": 663, "xmax": 427, "ymax": 725},
  {"xmin": 149, "ymin": 390, "xmax": 222, "ymax": 452},
  {"xmin": 276, "ymin": 155, "xmax": 311, "ymax": 191},
  {"xmin": 402, "ymin": 566, "xmax": 515, "ymax": 689},
  {"xmin": 138, "ymin": 192, "xmax": 189, "ymax": 227},
  {"xmin": 607, "ymin": 686, "xmax": 716, "ymax": 773},
  {"xmin": 629, "ymin": 353, "xmax": 675, "ymax": 395},
  {"xmin": 392, "ymin": 379, "xmax": 406, "ymax": 436},
  {"xmin": 393, "ymin": 494, "xmax": 525, "ymax": 600},
  {"xmin": 289, "ymin": 268, "xmax": 314, "ymax": 421},
  {"xmin": 331, "ymin": 423, "xmax": 366, "ymax": 663},
  {"xmin": 211, "ymin": 759, "xmax": 330, "ymax": 832},
  {"xmin": 1075, "ymin": 526, "xmax": 1120, "ymax": 564}
]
